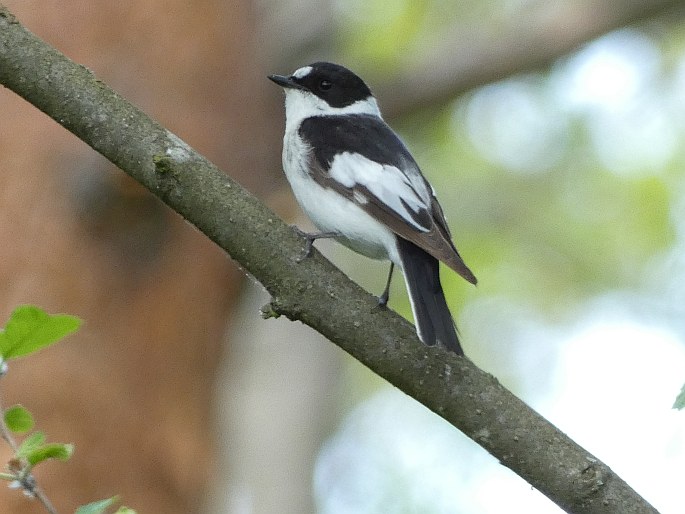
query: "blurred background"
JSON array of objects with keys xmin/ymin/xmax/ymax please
[{"xmin": 1, "ymin": 0, "xmax": 684, "ymax": 513}]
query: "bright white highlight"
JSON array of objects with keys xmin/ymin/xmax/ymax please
[
  {"xmin": 552, "ymin": 29, "xmax": 676, "ymax": 175},
  {"xmin": 559, "ymin": 30, "xmax": 658, "ymax": 110},
  {"xmin": 463, "ymin": 79, "xmax": 567, "ymax": 174}
]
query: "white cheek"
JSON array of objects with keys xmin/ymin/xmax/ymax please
[{"xmin": 283, "ymin": 90, "xmax": 328, "ymax": 130}]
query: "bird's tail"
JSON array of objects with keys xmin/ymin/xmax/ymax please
[{"xmin": 396, "ymin": 238, "xmax": 463, "ymax": 355}]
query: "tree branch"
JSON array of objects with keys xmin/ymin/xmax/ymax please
[{"xmin": 0, "ymin": 6, "xmax": 658, "ymax": 513}]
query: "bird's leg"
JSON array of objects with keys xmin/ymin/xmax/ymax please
[
  {"xmin": 377, "ymin": 262, "xmax": 394, "ymax": 307},
  {"xmin": 293, "ymin": 228, "xmax": 339, "ymax": 262}
]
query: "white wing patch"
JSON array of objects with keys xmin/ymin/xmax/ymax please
[{"xmin": 329, "ymin": 152, "xmax": 431, "ymax": 232}]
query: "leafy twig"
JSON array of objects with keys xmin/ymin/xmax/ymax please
[
  {"xmin": 0, "ymin": 367, "xmax": 59, "ymax": 514},
  {"xmin": 0, "ymin": 305, "xmax": 81, "ymax": 513}
]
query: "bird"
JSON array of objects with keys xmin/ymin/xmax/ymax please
[{"xmin": 268, "ymin": 62, "xmax": 476, "ymax": 355}]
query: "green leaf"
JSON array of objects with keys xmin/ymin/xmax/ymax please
[
  {"xmin": 16, "ymin": 432, "xmax": 73, "ymax": 466},
  {"xmin": 4, "ymin": 405, "xmax": 34, "ymax": 433},
  {"xmin": 114, "ymin": 508, "xmax": 136, "ymax": 514},
  {"xmin": 25, "ymin": 442, "xmax": 74, "ymax": 466},
  {"xmin": 75, "ymin": 497, "xmax": 119, "ymax": 514},
  {"xmin": 673, "ymin": 383, "xmax": 685, "ymax": 410},
  {"xmin": 17, "ymin": 431, "xmax": 45, "ymax": 459},
  {"xmin": 0, "ymin": 305, "xmax": 82, "ymax": 359}
]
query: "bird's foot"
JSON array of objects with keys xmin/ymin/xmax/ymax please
[
  {"xmin": 376, "ymin": 290, "xmax": 389, "ymax": 308},
  {"xmin": 292, "ymin": 228, "xmax": 338, "ymax": 262}
]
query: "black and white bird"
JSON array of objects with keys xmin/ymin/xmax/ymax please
[{"xmin": 268, "ymin": 62, "xmax": 476, "ymax": 355}]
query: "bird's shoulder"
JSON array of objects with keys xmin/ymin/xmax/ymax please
[{"xmin": 298, "ymin": 114, "xmax": 415, "ymax": 171}]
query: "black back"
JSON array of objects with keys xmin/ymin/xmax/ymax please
[{"xmin": 299, "ymin": 113, "xmax": 413, "ymax": 170}]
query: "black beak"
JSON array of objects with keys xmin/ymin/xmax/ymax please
[{"xmin": 268, "ymin": 74, "xmax": 306, "ymax": 91}]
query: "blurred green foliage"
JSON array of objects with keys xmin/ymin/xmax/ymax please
[
  {"xmin": 329, "ymin": 0, "xmax": 684, "ymax": 403},
  {"xmin": 335, "ymin": 4, "xmax": 678, "ymax": 319},
  {"xmin": 405, "ymin": 101, "xmax": 673, "ymax": 306}
]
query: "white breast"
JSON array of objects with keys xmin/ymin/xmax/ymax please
[{"xmin": 281, "ymin": 128, "xmax": 400, "ymax": 264}]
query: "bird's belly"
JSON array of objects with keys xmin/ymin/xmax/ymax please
[
  {"xmin": 283, "ymin": 144, "xmax": 398, "ymax": 263},
  {"xmin": 298, "ymin": 183, "xmax": 393, "ymax": 261}
]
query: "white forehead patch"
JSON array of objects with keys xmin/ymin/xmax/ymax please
[{"xmin": 292, "ymin": 66, "xmax": 313, "ymax": 79}]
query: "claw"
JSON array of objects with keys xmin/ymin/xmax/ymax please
[
  {"xmin": 292, "ymin": 228, "xmax": 339, "ymax": 262},
  {"xmin": 377, "ymin": 289, "xmax": 389, "ymax": 308}
]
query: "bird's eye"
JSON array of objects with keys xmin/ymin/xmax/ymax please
[{"xmin": 319, "ymin": 79, "xmax": 332, "ymax": 91}]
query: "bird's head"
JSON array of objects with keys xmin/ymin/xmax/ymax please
[{"xmin": 269, "ymin": 62, "xmax": 380, "ymax": 124}]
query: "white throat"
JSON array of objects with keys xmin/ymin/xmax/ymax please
[{"xmin": 282, "ymin": 90, "xmax": 382, "ymax": 132}]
